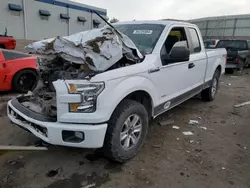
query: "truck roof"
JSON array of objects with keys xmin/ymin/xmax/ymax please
[{"xmin": 114, "ymin": 20, "xmax": 195, "ymax": 27}]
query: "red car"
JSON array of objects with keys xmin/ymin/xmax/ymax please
[
  {"xmin": 0, "ymin": 28, "xmax": 16, "ymax": 49},
  {"xmin": 0, "ymin": 49, "xmax": 38, "ymax": 92}
]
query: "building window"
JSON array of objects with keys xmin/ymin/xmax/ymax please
[
  {"xmin": 93, "ymin": 19, "xmax": 101, "ymax": 28},
  {"xmin": 60, "ymin": 13, "xmax": 70, "ymax": 20},
  {"xmin": 78, "ymin": 16, "xmax": 87, "ymax": 22},
  {"xmin": 8, "ymin": 4, "xmax": 23, "ymax": 11},
  {"xmin": 39, "ymin": 10, "xmax": 51, "ymax": 21}
]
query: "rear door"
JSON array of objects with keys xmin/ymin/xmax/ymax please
[{"xmin": 185, "ymin": 27, "xmax": 207, "ymax": 88}]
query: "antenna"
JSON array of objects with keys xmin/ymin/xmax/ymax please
[{"xmin": 4, "ymin": 27, "xmax": 7, "ymax": 36}]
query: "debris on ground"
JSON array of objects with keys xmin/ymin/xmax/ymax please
[
  {"xmin": 82, "ymin": 183, "xmax": 96, "ymax": 188},
  {"xmin": 198, "ymin": 117, "xmax": 202, "ymax": 120},
  {"xmin": 188, "ymin": 120, "xmax": 199, "ymax": 125},
  {"xmin": 195, "ymin": 149, "xmax": 202, "ymax": 152},
  {"xmin": 244, "ymin": 147, "xmax": 247, "ymax": 150},
  {"xmin": 0, "ymin": 146, "xmax": 47, "ymax": 156},
  {"xmin": 200, "ymin": 126, "xmax": 207, "ymax": 130},
  {"xmin": 189, "ymin": 140, "xmax": 194, "ymax": 144},
  {"xmin": 222, "ymin": 167, "xmax": 226, "ymax": 170},
  {"xmin": 152, "ymin": 145, "xmax": 161, "ymax": 148},
  {"xmin": 182, "ymin": 131, "xmax": 194, "ymax": 136},
  {"xmin": 180, "ymin": 172, "xmax": 185, "ymax": 176},
  {"xmin": 234, "ymin": 101, "xmax": 250, "ymax": 108},
  {"xmin": 172, "ymin": 126, "xmax": 180, "ymax": 130},
  {"xmin": 159, "ymin": 119, "xmax": 175, "ymax": 126},
  {"xmin": 228, "ymin": 83, "xmax": 231, "ymax": 86},
  {"xmin": 176, "ymin": 138, "xmax": 180, "ymax": 141}
]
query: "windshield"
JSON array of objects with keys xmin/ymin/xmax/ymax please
[
  {"xmin": 115, "ymin": 24, "xmax": 165, "ymax": 54},
  {"xmin": 216, "ymin": 40, "xmax": 247, "ymax": 50}
]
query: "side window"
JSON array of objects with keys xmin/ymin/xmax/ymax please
[
  {"xmin": 161, "ymin": 27, "xmax": 188, "ymax": 56},
  {"xmin": 188, "ymin": 28, "xmax": 201, "ymax": 53}
]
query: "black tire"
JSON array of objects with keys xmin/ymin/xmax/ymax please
[
  {"xmin": 103, "ymin": 99, "xmax": 148, "ymax": 163},
  {"xmin": 12, "ymin": 69, "xmax": 38, "ymax": 93},
  {"xmin": 0, "ymin": 44, "xmax": 5, "ymax": 49},
  {"xmin": 201, "ymin": 69, "xmax": 220, "ymax": 102}
]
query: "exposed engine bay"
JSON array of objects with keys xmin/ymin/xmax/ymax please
[{"xmin": 17, "ymin": 26, "xmax": 143, "ymax": 118}]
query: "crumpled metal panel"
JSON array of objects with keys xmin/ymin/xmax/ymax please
[{"xmin": 25, "ymin": 26, "xmax": 143, "ymax": 72}]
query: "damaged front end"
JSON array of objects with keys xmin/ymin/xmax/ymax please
[{"xmin": 15, "ymin": 26, "xmax": 143, "ymax": 119}]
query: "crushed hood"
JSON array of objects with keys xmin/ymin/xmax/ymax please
[{"xmin": 25, "ymin": 26, "xmax": 143, "ymax": 72}]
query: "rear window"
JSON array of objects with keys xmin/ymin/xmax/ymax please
[
  {"xmin": 188, "ymin": 28, "xmax": 201, "ymax": 53},
  {"xmin": 216, "ymin": 40, "xmax": 248, "ymax": 50}
]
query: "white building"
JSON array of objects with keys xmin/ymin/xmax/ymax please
[
  {"xmin": 0, "ymin": 0, "xmax": 107, "ymax": 40},
  {"xmin": 189, "ymin": 14, "xmax": 250, "ymax": 40}
]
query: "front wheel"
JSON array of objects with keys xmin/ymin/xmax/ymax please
[
  {"xmin": 103, "ymin": 99, "xmax": 148, "ymax": 163},
  {"xmin": 201, "ymin": 69, "xmax": 220, "ymax": 102}
]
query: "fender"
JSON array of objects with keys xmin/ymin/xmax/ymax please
[
  {"xmin": 4, "ymin": 57, "xmax": 38, "ymax": 76},
  {"xmin": 99, "ymin": 75, "xmax": 158, "ymax": 120}
]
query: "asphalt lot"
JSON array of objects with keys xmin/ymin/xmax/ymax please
[{"xmin": 0, "ymin": 71, "xmax": 250, "ymax": 188}]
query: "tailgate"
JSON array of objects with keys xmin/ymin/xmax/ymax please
[{"xmin": 226, "ymin": 50, "xmax": 238, "ymax": 63}]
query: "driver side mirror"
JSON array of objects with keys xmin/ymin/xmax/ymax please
[{"xmin": 161, "ymin": 41, "xmax": 190, "ymax": 64}]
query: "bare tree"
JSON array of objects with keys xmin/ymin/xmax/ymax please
[{"xmin": 110, "ymin": 18, "xmax": 119, "ymax": 23}]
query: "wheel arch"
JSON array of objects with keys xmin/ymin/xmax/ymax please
[
  {"xmin": 216, "ymin": 65, "xmax": 222, "ymax": 75},
  {"xmin": 122, "ymin": 90, "xmax": 154, "ymax": 118}
]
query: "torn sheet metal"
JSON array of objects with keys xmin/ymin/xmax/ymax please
[{"xmin": 25, "ymin": 26, "xmax": 143, "ymax": 72}]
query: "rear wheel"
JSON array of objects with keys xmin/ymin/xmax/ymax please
[
  {"xmin": 12, "ymin": 69, "xmax": 38, "ymax": 93},
  {"xmin": 103, "ymin": 99, "xmax": 148, "ymax": 163},
  {"xmin": 201, "ymin": 69, "xmax": 220, "ymax": 102}
]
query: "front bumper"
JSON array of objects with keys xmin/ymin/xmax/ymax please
[{"xmin": 7, "ymin": 100, "xmax": 107, "ymax": 148}]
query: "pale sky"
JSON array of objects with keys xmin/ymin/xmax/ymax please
[{"xmin": 72, "ymin": 0, "xmax": 250, "ymax": 21}]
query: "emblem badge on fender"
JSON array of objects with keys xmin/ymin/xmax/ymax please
[{"xmin": 164, "ymin": 101, "xmax": 171, "ymax": 109}]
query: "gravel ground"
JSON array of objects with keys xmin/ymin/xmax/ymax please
[{"xmin": 0, "ymin": 71, "xmax": 250, "ymax": 188}]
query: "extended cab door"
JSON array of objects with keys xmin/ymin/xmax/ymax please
[{"xmin": 151, "ymin": 26, "xmax": 198, "ymax": 116}]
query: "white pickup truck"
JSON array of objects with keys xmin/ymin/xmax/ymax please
[{"xmin": 7, "ymin": 20, "xmax": 226, "ymax": 162}]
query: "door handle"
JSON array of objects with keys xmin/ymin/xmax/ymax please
[{"xmin": 188, "ymin": 63, "xmax": 195, "ymax": 69}]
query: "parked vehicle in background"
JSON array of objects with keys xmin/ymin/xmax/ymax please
[
  {"xmin": 204, "ymin": 39, "xmax": 220, "ymax": 49},
  {"xmin": 7, "ymin": 20, "xmax": 226, "ymax": 163},
  {"xmin": 0, "ymin": 28, "xmax": 16, "ymax": 50},
  {"xmin": 216, "ymin": 39, "xmax": 250, "ymax": 73},
  {"xmin": 0, "ymin": 49, "xmax": 38, "ymax": 92}
]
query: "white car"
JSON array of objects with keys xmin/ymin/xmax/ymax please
[{"xmin": 7, "ymin": 20, "xmax": 227, "ymax": 162}]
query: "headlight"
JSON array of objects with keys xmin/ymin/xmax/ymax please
[{"xmin": 66, "ymin": 82, "xmax": 104, "ymax": 113}]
